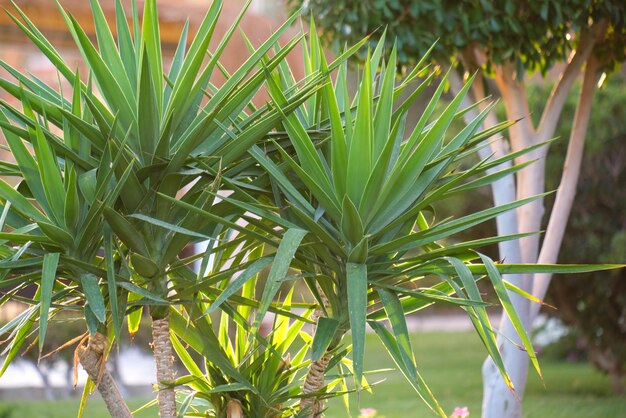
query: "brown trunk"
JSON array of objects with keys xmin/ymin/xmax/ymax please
[
  {"xmin": 298, "ymin": 351, "xmax": 332, "ymax": 418},
  {"xmin": 610, "ymin": 373, "xmax": 625, "ymax": 396},
  {"xmin": 226, "ymin": 399, "xmax": 244, "ymax": 418},
  {"xmin": 77, "ymin": 333, "xmax": 132, "ymax": 418},
  {"xmin": 587, "ymin": 344, "xmax": 626, "ymax": 396},
  {"xmin": 152, "ymin": 317, "xmax": 177, "ymax": 418}
]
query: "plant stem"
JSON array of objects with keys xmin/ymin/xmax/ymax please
[
  {"xmin": 151, "ymin": 316, "xmax": 177, "ymax": 418},
  {"xmin": 226, "ymin": 399, "xmax": 244, "ymax": 418},
  {"xmin": 77, "ymin": 333, "xmax": 132, "ymax": 418},
  {"xmin": 299, "ymin": 350, "xmax": 332, "ymax": 418}
]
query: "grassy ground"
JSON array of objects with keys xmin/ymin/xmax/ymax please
[
  {"xmin": 0, "ymin": 332, "xmax": 623, "ymax": 417},
  {"xmin": 0, "ymin": 397, "xmax": 157, "ymax": 418},
  {"xmin": 325, "ymin": 332, "xmax": 625, "ymax": 417}
]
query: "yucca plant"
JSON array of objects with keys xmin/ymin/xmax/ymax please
[
  {"xmin": 1, "ymin": 2, "xmax": 621, "ymax": 417},
  {"xmin": 170, "ymin": 239, "xmax": 314, "ymax": 418},
  {"xmin": 201, "ymin": 28, "xmax": 622, "ymax": 417},
  {"xmin": 164, "ymin": 225, "xmax": 366, "ymax": 417},
  {"xmin": 0, "ymin": 1, "xmax": 334, "ymax": 416},
  {"xmin": 0, "ymin": 96, "xmax": 135, "ymax": 416}
]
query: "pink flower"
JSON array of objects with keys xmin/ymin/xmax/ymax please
[
  {"xmin": 451, "ymin": 406, "xmax": 470, "ymax": 418},
  {"xmin": 359, "ymin": 408, "xmax": 378, "ymax": 418}
]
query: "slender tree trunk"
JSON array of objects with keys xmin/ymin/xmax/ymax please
[
  {"xmin": 299, "ymin": 298, "xmax": 333, "ymax": 418},
  {"xmin": 227, "ymin": 399, "xmax": 244, "ymax": 418},
  {"xmin": 530, "ymin": 55, "xmax": 600, "ymax": 317},
  {"xmin": 451, "ymin": 24, "xmax": 608, "ymax": 418},
  {"xmin": 299, "ymin": 351, "xmax": 332, "ymax": 417},
  {"xmin": 481, "ymin": 64, "xmax": 544, "ymax": 418},
  {"xmin": 610, "ymin": 373, "xmax": 625, "ymax": 397},
  {"xmin": 481, "ymin": 37, "xmax": 603, "ymax": 417},
  {"xmin": 35, "ymin": 365, "xmax": 55, "ymax": 401},
  {"xmin": 77, "ymin": 333, "xmax": 132, "ymax": 418},
  {"xmin": 448, "ymin": 70, "xmax": 521, "ymax": 257},
  {"xmin": 151, "ymin": 316, "xmax": 177, "ymax": 418},
  {"xmin": 108, "ymin": 349, "xmax": 129, "ymax": 398},
  {"xmin": 449, "ymin": 68, "xmax": 531, "ymax": 418}
]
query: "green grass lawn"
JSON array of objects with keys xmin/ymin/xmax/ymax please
[
  {"xmin": 0, "ymin": 332, "xmax": 623, "ymax": 417},
  {"xmin": 325, "ymin": 331, "xmax": 626, "ymax": 417}
]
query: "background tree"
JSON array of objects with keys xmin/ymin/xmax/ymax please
[
  {"xmin": 537, "ymin": 74, "xmax": 626, "ymax": 395},
  {"xmin": 287, "ymin": 0, "xmax": 626, "ymax": 417}
]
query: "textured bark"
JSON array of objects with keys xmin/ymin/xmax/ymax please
[
  {"xmin": 152, "ymin": 317, "xmax": 177, "ymax": 418},
  {"xmin": 299, "ymin": 351, "xmax": 332, "ymax": 418},
  {"xmin": 299, "ymin": 292, "xmax": 333, "ymax": 418},
  {"xmin": 77, "ymin": 333, "xmax": 132, "ymax": 418},
  {"xmin": 226, "ymin": 399, "xmax": 244, "ymax": 418}
]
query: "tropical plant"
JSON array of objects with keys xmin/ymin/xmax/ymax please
[
  {"xmin": 171, "ymin": 257, "xmax": 315, "ymax": 418},
  {"xmin": 171, "ymin": 26, "xmax": 621, "ymax": 418},
  {"xmin": 287, "ymin": 1, "xmax": 626, "ymax": 416},
  {"xmin": 0, "ymin": 2, "xmax": 622, "ymax": 418},
  {"xmin": 0, "ymin": 0, "xmax": 332, "ymax": 416}
]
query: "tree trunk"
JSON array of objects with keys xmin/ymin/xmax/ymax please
[
  {"xmin": 299, "ymin": 351, "xmax": 332, "ymax": 418},
  {"xmin": 451, "ymin": 70, "xmax": 531, "ymax": 418},
  {"xmin": 227, "ymin": 399, "xmax": 244, "ymax": 418},
  {"xmin": 448, "ymin": 69, "xmax": 532, "ymax": 418},
  {"xmin": 77, "ymin": 332, "xmax": 132, "ymax": 418},
  {"xmin": 481, "ymin": 70, "xmax": 545, "ymax": 417},
  {"xmin": 151, "ymin": 316, "xmax": 177, "ymax": 418},
  {"xmin": 481, "ymin": 48, "xmax": 602, "ymax": 418},
  {"xmin": 530, "ymin": 55, "xmax": 600, "ymax": 318},
  {"xmin": 35, "ymin": 364, "xmax": 55, "ymax": 401},
  {"xmin": 610, "ymin": 373, "xmax": 625, "ymax": 397},
  {"xmin": 108, "ymin": 349, "xmax": 129, "ymax": 398},
  {"xmin": 450, "ymin": 24, "xmax": 608, "ymax": 418}
]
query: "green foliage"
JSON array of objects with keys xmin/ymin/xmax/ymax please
[
  {"xmin": 0, "ymin": 0, "xmax": 323, "ymax": 340},
  {"xmin": 290, "ymin": 0, "xmax": 626, "ymax": 74},
  {"xmin": 191, "ymin": 27, "xmax": 621, "ymax": 416},
  {"xmin": 172, "ymin": 295, "xmax": 314, "ymax": 417},
  {"xmin": 0, "ymin": 0, "xmax": 333, "ymax": 412},
  {"xmin": 0, "ymin": 0, "xmax": 623, "ymax": 415}
]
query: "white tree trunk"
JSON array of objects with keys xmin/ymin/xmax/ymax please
[
  {"xmin": 530, "ymin": 56, "xmax": 600, "ymax": 319},
  {"xmin": 448, "ymin": 70, "xmax": 529, "ymax": 418},
  {"xmin": 448, "ymin": 37, "xmax": 602, "ymax": 416},
  {"xmin": 481, "ymin": 39, "xmax": 602, "ymax": 417},
  {"xmin": 475, "ymin": 63, "xmax": 539, "ymax": 418}
]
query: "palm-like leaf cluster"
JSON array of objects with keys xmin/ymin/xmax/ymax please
[
  {"xmin": 206, "ymin": 26, "xmax": 621, "ymax": 417},
  {"xmin": 0, "ymin": 0, "xmax": 331, "ymax": 415},
  {"xmin": 0, "ymin": 2, "xmax": 620, "ymax": 417}
]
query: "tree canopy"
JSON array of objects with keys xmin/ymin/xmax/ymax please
[{"xmin": 291, "ymin": 0, "xmax": 626, "ymax": 74}]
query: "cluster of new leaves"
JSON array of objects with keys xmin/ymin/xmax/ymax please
[{"xmin": 290, "ymin": 0, "xmax": 626, "ymax": 75}]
